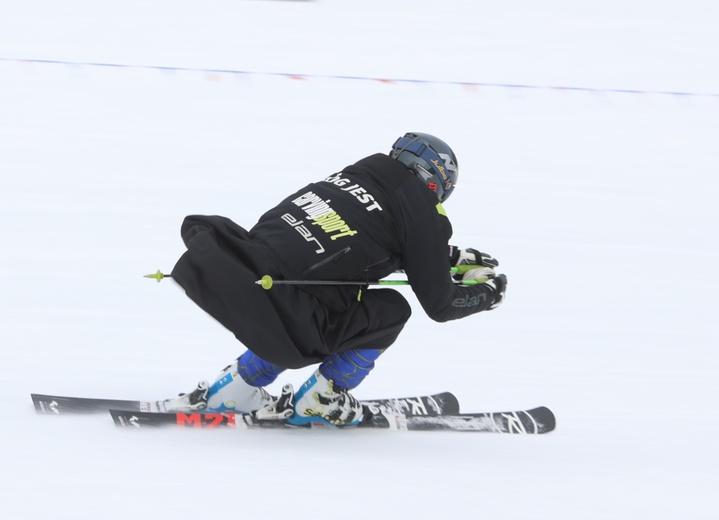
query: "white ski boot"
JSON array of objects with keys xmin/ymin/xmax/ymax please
[
  {"xmin": 205, "ymin": 361, "xmax": 275, "ymax": 412},
  {"xmin": 254, "ymin": 384, "xmax": 295, "ymax": 421},
  {"xmin": 287, "ymin": 370, "xmax": 364, "ymax": 426},
  {"xmin": 162, "ymin": 361, "xmax": 274, "ymax": 413}
]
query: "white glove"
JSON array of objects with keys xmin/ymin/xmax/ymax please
[
  {"xmin": 462, "ymin": 266, "xmax": 496, "ymax": 282},
  {"xmin": 450, "ymin": 246, "xmax": 499, "ymax": 268}
]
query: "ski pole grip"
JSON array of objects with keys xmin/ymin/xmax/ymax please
[{"xmin": 450, "ymin": 264, "xmax": 482, "ymax": 275}]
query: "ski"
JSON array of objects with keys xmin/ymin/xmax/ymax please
[
  {"xmin": 31, "ymin": 391, "xmax": 460, "ymax": 417},
  {"xmin": 109, "ymin": 406, "xmax": 555, "ymax": 434},
  {"xmin": 32, "ymin": 394, "xmax": 158, "ymax": 415}
]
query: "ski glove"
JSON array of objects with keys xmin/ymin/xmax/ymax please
[
  {"xmin": 485, "ymin": 274, "xmax": 507, "ymax": 310},
  {"xmin": 449, "ymin": 246, "xmax": 499, "ymax": 269},
  {"xmin": 450, "ymin": 246, "xmax": 500, "ymax": 281},
  {"xmin": 462, "ymin": 266, "xmax": 496, "ymax": 282}
]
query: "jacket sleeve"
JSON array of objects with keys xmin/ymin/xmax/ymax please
[{"xmin": 396, "ymin": 182, "xmax": 498, "ymax": 322}]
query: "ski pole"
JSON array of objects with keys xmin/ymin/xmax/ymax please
[
  {"xmin": 144, "ymin": 265, "xmax": 488, "ymax": 288},
  {"xmin": 144, "ymin": 270, "xmax": 170, "ymax": 283},
  {"xmin": 450, "ymin": 265, "xmax": 483, "ymax": 275},
  {"xmin": 256, "ymin": 273, "xmax": 488, "ymax": 290}
]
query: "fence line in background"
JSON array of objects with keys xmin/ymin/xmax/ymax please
[{"xmin": 2, "ymin": 57, "xmax": 717, "ymax": 101}]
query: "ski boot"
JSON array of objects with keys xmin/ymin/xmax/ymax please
[
  {"xmin": 160, "ymin": 380, "xmax": 209, "ymax": 412},
  {"xmin": 205, "ymin": 360, "xmax": 275, "ymax": 412},
  {"xmin": 286, "ymin": 370, "xmax": 364, "ymax": 426},
  {"xmin": 254, "ymin": 384, "xmax": 296, "ymax": 421},
  {"xmin": 162, "ymin": 360, "xmax": 274, "ymax": 413}
]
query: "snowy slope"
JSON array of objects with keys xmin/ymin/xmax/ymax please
[{"xmin": 1, "ymin": 1, "xmax": 718, "ymax": 519}]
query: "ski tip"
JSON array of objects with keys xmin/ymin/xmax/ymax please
[
  {"xmin": 533, "ymin": 406, "xmax": 557, "ymax": 433},
  {"xmin": 442, "ymin": 392, "xmax": 461, "ymax": 414}
]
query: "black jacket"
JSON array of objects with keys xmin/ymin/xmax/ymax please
[{"xmin": 249, "ymin": 153, "xmax": 495, "ymax": 321}]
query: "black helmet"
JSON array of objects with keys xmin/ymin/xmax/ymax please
[{"xmin": 390, "ymin": 132, "xmax": 459, "ymax": 202}]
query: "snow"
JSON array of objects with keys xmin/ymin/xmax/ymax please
[{"xmin": 1, "ymin": 0, "xmax": 718, "ymax": 518}]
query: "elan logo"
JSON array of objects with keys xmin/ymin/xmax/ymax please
[
  {"xmin": 452, "ymin": 293, "xmax": 487, "ymax": 308},
  {"xmin": 281, "ymin": 213, "xmax": 325, "ymax": 254}
]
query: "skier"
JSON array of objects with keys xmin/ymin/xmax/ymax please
[{"xmin": 165, "ymin": 132, "xmax": 507, "ymax": 426}]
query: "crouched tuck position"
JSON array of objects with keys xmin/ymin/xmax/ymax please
[{"xmin": 165, "ymin": 133, "xmax": 508, "ymax": 426}]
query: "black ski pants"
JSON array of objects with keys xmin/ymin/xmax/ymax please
[{"xmin": 171, "ymin": 216, "xmax": 412, "ymax": 369}]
